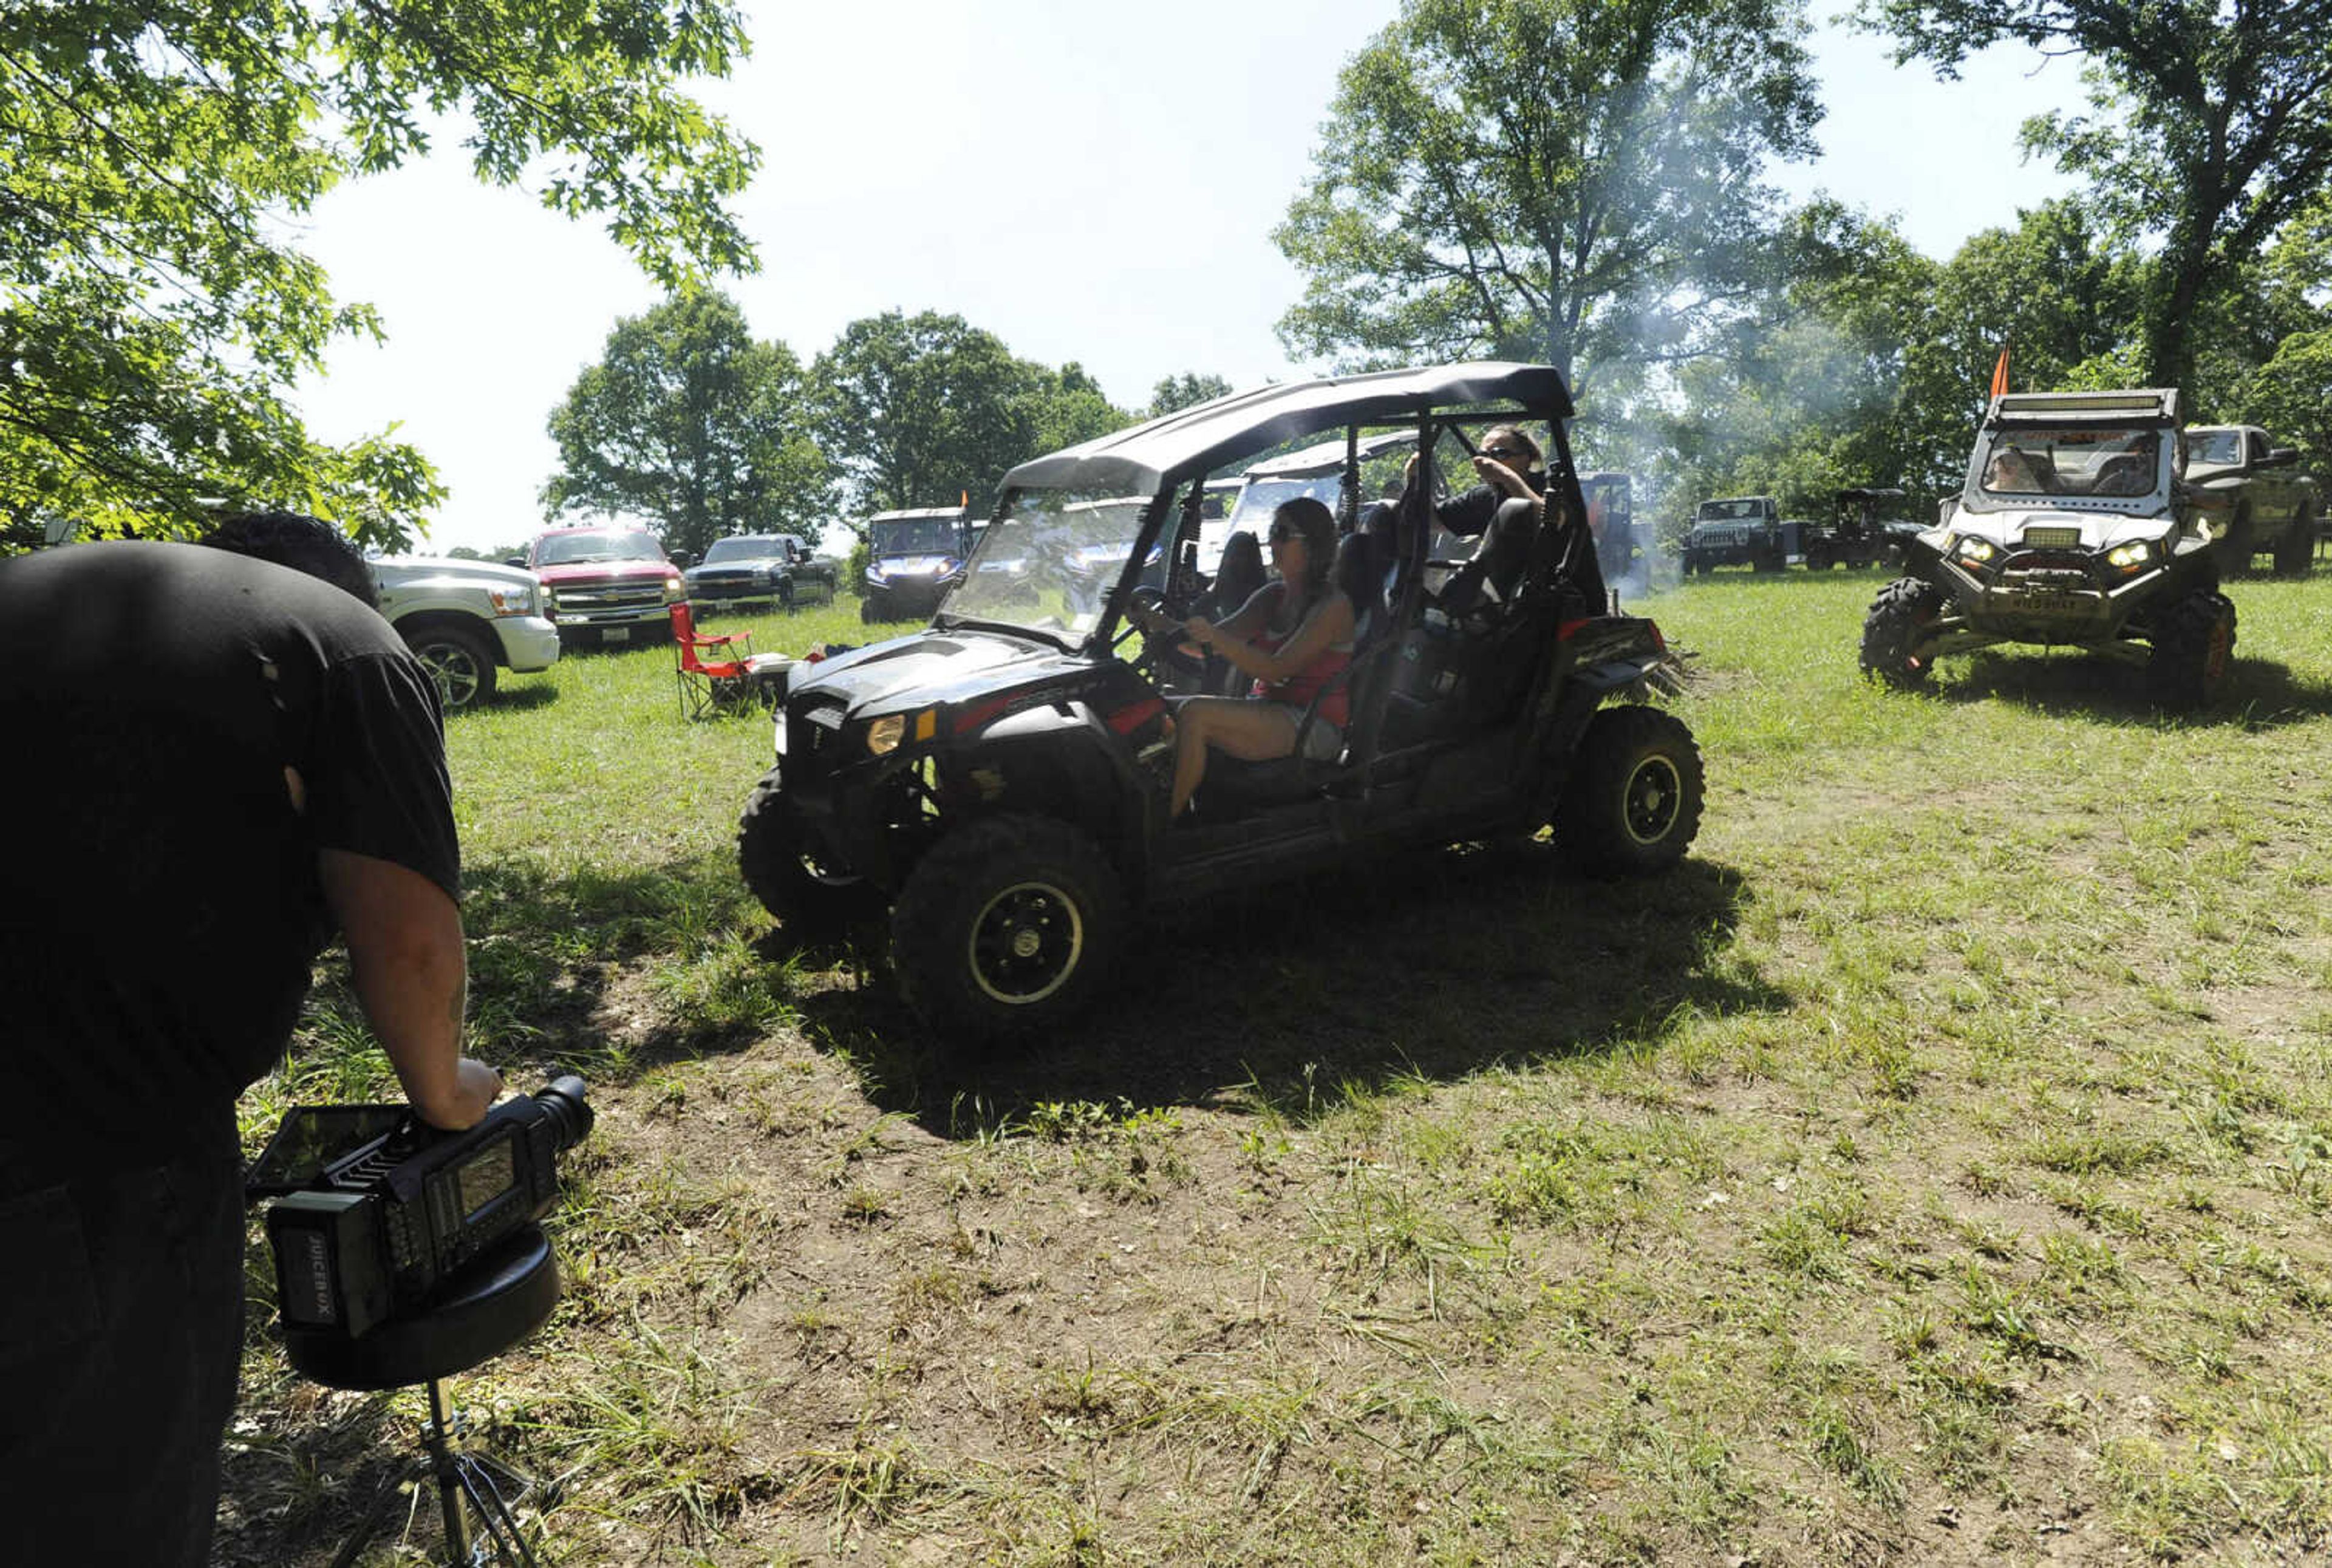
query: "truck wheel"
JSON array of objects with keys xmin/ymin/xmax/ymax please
[
  {"xmin": 2218, "ymin": 508, "xmax": 2256, "ymax": 577},
  {"xmin": 737, "ymin": 765, "xmax": 882, "ymax": 941},
  {"xmin": 404, "ymin": 623, "xmax": 497, "ymax": 712},
  {"xmin": 2273, "ymin": 502, "xmax": 2314, "ymax": 577},
  {"xmin": 2146, "ymin": 589, "xmax": 2237, "ymax": 709},
  {"xmin": 892, "ymin": 814, "xmax": 1126, "ymax": 1044},
  {"xmin": 779, "ymin": 578, "xmax": 797, "ymax": 610},
  {"xmin": 1859, "ymin": 578, "xmax": 1944, "ymax": 690},
  {"xmin": 1555, "ymin": 706, "xmax": 1704, "ymax": 876}
]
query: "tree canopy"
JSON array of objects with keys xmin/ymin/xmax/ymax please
[
  {"xmin": 1863, "ymin": 0, "xmax": 2332, "ymax": 391},
  {"xmin": 1275, "ymin": 0, "xmax": 1822, "ymax": 391},
  {"xmin": 1, "ymin": 0, "xmax": 757, "ymax": 549},
  {"xmin": 541, "ymin": 289, "xmax": 827, "ymax": 558},
  {"xmin": 810, "ymin": 311, "xmax": 1137, "ymax": 523}
]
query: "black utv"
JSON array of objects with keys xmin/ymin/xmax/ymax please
[{"xmin": 738, "ymin": 362, "xmax": 1704, "ymax": 1042}]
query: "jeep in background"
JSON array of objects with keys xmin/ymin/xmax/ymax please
[
  {"xmin": 1680, "ymin": 496, "xmax": 1785, "ymax": 573},
  {"xmin": 517, "ymin": 525, "xmax": 684, "ymax": 646},
  {"xmin": 684, "ymin": 532, "xmax": 839, "ymax": 608},
  {"xmin": 2180, "ymin": 424, "xmax": 2318, "ymax": 578},
  {"xmin": 859, "ymin": 506, "xmax": 972, "ymax": 623},
  {"xmin": 371, "ymin": 554, "xmax": 561, "ymax": 711},
  {"xmin": 1802, "ymin": 487, "xmax": 1918, "ymax": 570},
  {"xmin": 738, "ymin": 361, "xmax": 1702, "ymax": 1044},
  {"xmin": 1861, "ymin": 387, "xmax": 2232, "ymax": 706}
]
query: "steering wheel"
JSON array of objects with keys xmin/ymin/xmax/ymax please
[{"xmin": 1116, "ymin": 585, "xmax": 1203, "ymax": 677}]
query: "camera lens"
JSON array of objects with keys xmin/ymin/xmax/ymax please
[{"xmin": 530, "ymin": 1074, "xmax": 595, "ymax": 1151}]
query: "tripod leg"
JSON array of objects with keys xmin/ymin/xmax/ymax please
[{"xmin": 423, "ymin": 1377, "xmax": 476, "ymax": 1565}]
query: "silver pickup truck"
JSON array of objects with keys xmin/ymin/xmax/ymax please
[
  {"xmin": 2181, "ymin": 424, "xmax": 2319, "ymax": 577},
  {"xmin": 371, "ymin": 554, "xmax": 561, "ymax": 711}
]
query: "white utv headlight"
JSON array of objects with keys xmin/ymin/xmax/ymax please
[{"xmin": 2105, "ymin": 541, "xmax": 2152, "ymax": 571}]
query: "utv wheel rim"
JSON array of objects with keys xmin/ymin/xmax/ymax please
[
  {"xmin": 417, "ymin": 644, "xmax": 483, "ymax": 707},
  {"xmin": 967, "ymin": 880, "xmax": 1084, "ymax": 1005},
  {"xmin": 1621, "ymin": 755, "xmax": 1684, "ymax": 845}
]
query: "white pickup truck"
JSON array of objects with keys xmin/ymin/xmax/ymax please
[{"xmin": 370, "ymin": 555, "xmax": 561, "ymax": 711}]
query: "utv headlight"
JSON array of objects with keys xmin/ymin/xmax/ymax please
[
  {"xmin": 2105, "ymin": 541, "xmax": 2152, "ymax": 571},
  {"xmin": 1954, "ymin": 536, "xmax": 1997, "ymax": 565},
  {"xmin": 865, "ymin": 714, "xmax": 907, "ymax": 755}
]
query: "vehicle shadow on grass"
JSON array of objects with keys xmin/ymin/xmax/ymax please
[
  {"xmin": 452, "ymin": 683, "xmax": 559, "ymax": 716},
  {"xmin": 786, "ymin": 847, "xmax": 1773, "ymax": 1136},
  {"xmin": 1932, "ymin": 651, "xmax": 2332, "ymax": 728}
]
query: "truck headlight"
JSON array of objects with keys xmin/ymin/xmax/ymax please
[
  {"xmin": 487, "ymin": 586, "xmax": 536, "ymax": 616},
  {"xmin": 663, "ymin": 574, "xmax": 685, "ymax": 602}
]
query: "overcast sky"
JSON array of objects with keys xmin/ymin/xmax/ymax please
[{"xmin": 291, "ymin": 2, "xmax": 2089, "ymax": 556}]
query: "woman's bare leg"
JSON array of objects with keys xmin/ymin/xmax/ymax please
[{"xmin": 1170, "ymin": 697, "xmax": 1300, "ymax": 816}]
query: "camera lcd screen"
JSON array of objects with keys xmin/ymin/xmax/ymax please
[
  {"xmin": 245, "ymin": 1105, "xmax": 407, "ymax": 1196},
  {"xmin": 457, "ymin": 1137, "xmax": 517, "ymax": 1220}
]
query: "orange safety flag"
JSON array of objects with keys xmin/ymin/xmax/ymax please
[{"xmin": 1988, "ymin": 341, "xmax": 2011, "ymax": 400}]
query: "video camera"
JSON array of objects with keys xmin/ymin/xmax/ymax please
[{"xmin": 247, "ymin": 1075, "xmax": 593, "ymax": 1339}]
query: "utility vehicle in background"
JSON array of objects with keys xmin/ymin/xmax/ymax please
[
  {"xmin": 738, "ymin": 363, "xmax": 1703, "ymax": 1043},
  {"xmin": 859, "ymin": 506, "xmax": 973, "ymax": 623},
  {"xmin": 1861, "ymin": 388, "xmax": 2233, "ymax": 706}
]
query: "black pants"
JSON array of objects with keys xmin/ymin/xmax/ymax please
[{"xmin": 0, "ymin": 1128, "xmax": 244, "ymax": 1568}]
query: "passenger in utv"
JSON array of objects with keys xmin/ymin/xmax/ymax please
[
  {"xmin": 1131, "ymin": 497, "xmax": 1355, "ymax": 819},
  {"xmin": 1406, "ymin": 423, "xmax": 1551, "ymax": 613}
]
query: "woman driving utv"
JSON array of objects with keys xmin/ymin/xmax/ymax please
[{"xmin": 1131, "ymin": 497, "xmax": 1355, "ymax": 820}]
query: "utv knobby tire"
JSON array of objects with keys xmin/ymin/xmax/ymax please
[
  {"xmin": 1860, "ymin": 578, "xmax": 1945, "ymax": 690},
  {"xmin": 403, "ymin": 622, "xmax": 497, "ymax": 712},
  {"xmin": 737, "ymin": 765, "xmax": 883, "ymax": 942},
  {"xmin": 2146, "ymin": 588, "xmax": 2237, "ymax": 709},
  {"xmin": 2274, "ymin": 502, "xmax": 2315, "ymax": 577},
  {"xmin": 891, "ymin": 814, "xmax": 1127, "ymax": 1045},
  {"xmin": 1555, "ymin": 706, "xmax": 1705, "ymax": 876}
]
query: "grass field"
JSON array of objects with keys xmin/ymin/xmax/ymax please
[{"xmin": 219, "ymin": 571, "xmax": 2332, "ymax": 1566}]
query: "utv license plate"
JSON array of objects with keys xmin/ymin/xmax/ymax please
[
  {"xmin": 2012, "ymin": 592, "xmax": 2088, "ymax": 615},
  {"xmin": 602, "ymin": 625, "xmax": 632, "ymax": 644}
]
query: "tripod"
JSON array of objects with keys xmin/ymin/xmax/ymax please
[
  {"xmin": 286, "ymin": 1225, "xmax": 563, "ymax": 1568},
  {"xmin": 327, "ymin": 1374, "xmax": 542, "ymax": 1567}
]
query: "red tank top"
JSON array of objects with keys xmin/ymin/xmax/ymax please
[{"xmin": 1250, "ymin": 587, "xmax": 1352, "ymax": 726}]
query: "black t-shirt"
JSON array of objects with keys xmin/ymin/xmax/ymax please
[{"xmin": 0, "ymin": 542, "xmax": 459, "ymax": 1167}]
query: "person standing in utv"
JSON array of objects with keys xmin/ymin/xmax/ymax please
[
  {"xmin": 1422, "ymin": 423, "xmax": 1550, "ymax": 613},
  {"xmin": 0, "ymin": 513, "xmax": 505, "ymax": 1567}
]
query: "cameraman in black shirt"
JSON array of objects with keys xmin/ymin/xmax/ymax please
[{"xmin": 0, "ymin": 513, "xmax": 503, "ymax": 1567}]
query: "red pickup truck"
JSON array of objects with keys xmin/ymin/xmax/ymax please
[{"xmin": 518, "ymin": 525, "xmax": 686, "ymax": 645}]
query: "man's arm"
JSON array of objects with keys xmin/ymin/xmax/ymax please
[{"xmin": 317, "ymin": 848, "xmax": 502, "ymax": 1130}]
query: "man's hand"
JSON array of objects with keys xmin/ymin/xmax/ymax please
[{"xmin": 424, "ymin": 1057, "xmax": 505, "ymax": 1132}]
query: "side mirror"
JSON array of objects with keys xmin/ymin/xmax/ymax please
[
  {"xmin": 502, "ymin": 555, "xmax": 527, "ymax": 569},
  {"xmin": 2263, "ymin": 448, "xmax": 2299, "ymax": 469},
  {"xmin": 669, "ymin": 549, "xmax": 694, "ymax": 568}
]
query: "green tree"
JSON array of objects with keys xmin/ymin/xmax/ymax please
[
  {"xmin": 1147, "ymin": 372, "xmax": 1234, "ymax": 417},
  {"xmin": 1032, "ymin": 362, "xmax": 1136, "ymax": 455},
  {"xmin": 541, "ymin": 290, "xmax": 828, "ymax": 559},
  {"xmin": 1863, "ymin": 0, "xmax": 2332, "ymax": 392},
  {"xmin": 810, "ymin": 311, "xmax": 1044, "ymax": 523},
  {"xmin": 1274, "ymin": 0, "xmax": 1821, "ymax": 391},
  {"xmin": 1, "ymin": 1, "xmax": 757, "ymax": 548}
]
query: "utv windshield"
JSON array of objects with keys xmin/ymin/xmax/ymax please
[
  {"xmin": 1980, "ymin": 428, "xmax": 2163, "ymax": 499},
  {"xmin": 944, "ymin": 488, "xmax": 1153, "ymax": 643},
  {"xmin": 871, "ymin": 518, "xmax": 961, "ymax": 555},
  {"xmin": 534, "ymin": 529, "xmax": 664, "ymax": 565}
]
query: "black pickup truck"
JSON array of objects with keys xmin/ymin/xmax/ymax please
[{"xmin": 683, "ymin": 533, "xmax": 839, "ymax": 608}]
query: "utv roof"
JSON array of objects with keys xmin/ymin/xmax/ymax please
[
  {"xmin": 867, "ymin": 506, "xmax": 967, "ymax": 523},
  {"xmin": 1002, "ymin": 361, "xmax": 1573, "ymax": 496},
  {"xmin": 1989, "ymin": 389, "xmax": 2179, "ymax": 424}
]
